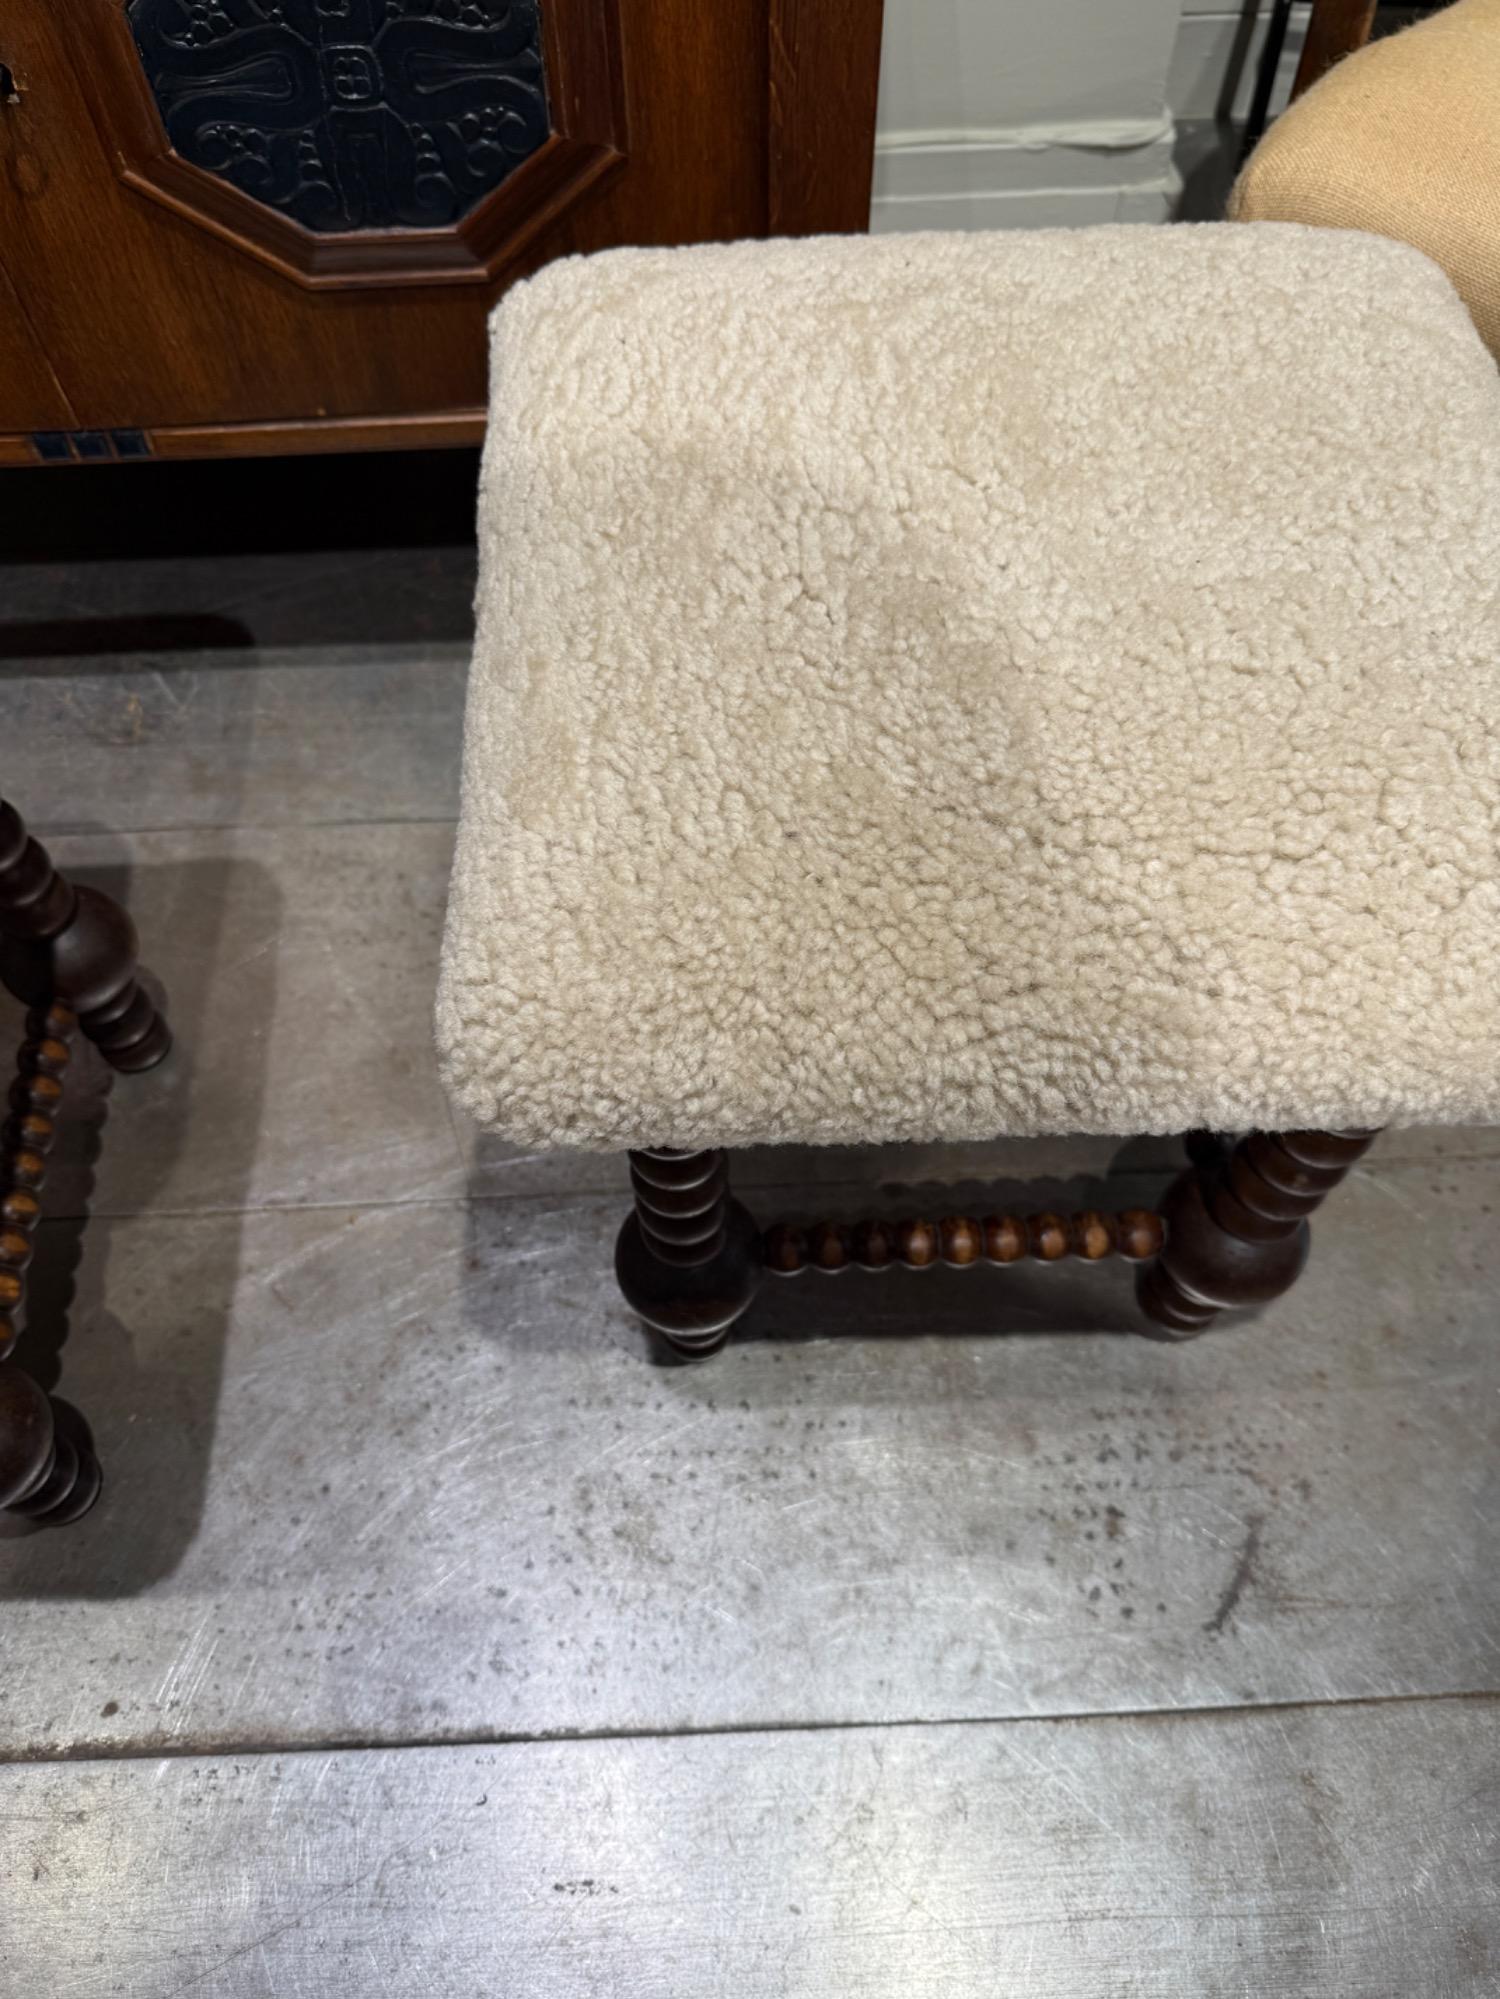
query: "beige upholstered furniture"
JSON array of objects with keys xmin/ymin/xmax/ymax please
[
  {"xmin": 438, "ymin": 223, "xmax": 1500, "ymax": 1350},
  {"xmin": 1233, "ymin": 0, "xmax": 1500, "ymax": 361}
]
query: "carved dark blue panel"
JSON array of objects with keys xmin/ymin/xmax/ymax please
[{"xmin": 127, "ymin": 0, "xmax": 551, "ymax": 233}]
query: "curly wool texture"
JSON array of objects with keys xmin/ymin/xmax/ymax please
[{"xmin": 437, "ymin": 223, "xmax": 1500, "ymax": 1150}]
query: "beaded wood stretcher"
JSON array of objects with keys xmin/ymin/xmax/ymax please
[
  {"xmin": 614, "ymin": 1128, "xmax": 1380, "ymax": 1357},
  {"xmin": 0, "ymin": 796, "xmax": 171, "ymax": 1527}
]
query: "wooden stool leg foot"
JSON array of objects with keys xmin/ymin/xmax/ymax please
[
  {"xmin": 77, "ymin": 949, "xmax": 172, "ymax": 1074},
  {"xmin": 0, "ymin": 1364, "xmax": 102, "ymax": 1526},
  {"xmin": 616, "ymin": 1150, "xmax": 762, "ymax": 1355},
  {"xmin": 1138, "ymin": 1127, "xmax": 1378, "ymax": 1338},
  {"xmin": 1, "ymin": 803, "xmax": 172, "ymax": 1076},
  {"xmin": 1134, "ymin": 1258, "xmax": 1222, "ymax": 1339}
]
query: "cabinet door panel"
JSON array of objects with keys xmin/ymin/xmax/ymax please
[
  {"xmin": 0, "ymin": 0, "xmax": 879, "ymax": 453},
  {"xmin": 0, "ymin": 250, "xmax": 75, "ymax": 452},
  {"xmin": 89, "ymin": 0, "xmax": 627, "ymax": 291},
  {"xmin": 0, "ymin": 2, "xmax": 477, "ymax": 429}
]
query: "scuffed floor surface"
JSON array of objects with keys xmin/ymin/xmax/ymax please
[{"xmin": 1, "ymin": 541, "xmax": 1496, "ymax": 1996}]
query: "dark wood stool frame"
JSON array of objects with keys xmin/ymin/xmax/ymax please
[
  {"xmin": 0, "ymin": 796, "xmax": 171, "ymax": 1526},
  {"xmin": 616, "ymin": 1127, "xmax": 1380, "ymax": 1356}
]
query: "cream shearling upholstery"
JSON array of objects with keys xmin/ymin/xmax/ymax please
[{"xmin": 437, "ymin": 224, "xmax": 1500, "ymax": 1151}]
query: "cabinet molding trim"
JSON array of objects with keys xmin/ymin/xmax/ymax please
[{"xmin": 73, "ymin": 0, "xmax": 627, "ymax": 292}]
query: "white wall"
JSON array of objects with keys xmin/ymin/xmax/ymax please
[
  {"xmin": 873, "ymin": 0, "xmax": 1185, "ymax": 231},
  {"xmin": 877, "ymin": 0, "xmax": 1183, "ymax": 131},
  {"xmin": 1168, "ymin": 0, "xmax": 1307, "ymax": 123},
  {"xmin": 871, "ymin": 0, "xmax": 1307, "ymax": 233}
]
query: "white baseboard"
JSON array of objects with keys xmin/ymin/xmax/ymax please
[
  {"xmin": 871, "ymin": 179, "xmax": 1182, "ymax": 231},
  {"xmin": 870, "ymin": 119, "xmax": 1182, "ymax": 232}
]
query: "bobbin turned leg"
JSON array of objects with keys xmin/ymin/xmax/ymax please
[
  {"xmin": 0, "ymin": 1363, "xmax": 101, "ymax": 1526},
  {"xmin": 0, "ymin": 1001, "xmax": 103, "ymax": 1524},
  {"xmin": 615, "ymin": 1148, "xmax": 763, "ymax": 1357},
  {"xmin": 0, "ymin": 793, "xmax": 173, "ymax": 1524},
  {"xmin": 0, "ymin": 797, "xmax": 170, "ymax": 1073},
  {"xmin": 1137, "ymin": 1128, "xmax": 1379, "ymax": 1338}
]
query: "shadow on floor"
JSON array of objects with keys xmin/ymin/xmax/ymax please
[
  {"xmin": 0, "ymin": 615, "xmax": 255, "ymax": 661},
  {"xmin": 0, "ymin": 449, "xmax": 482, "ymax": 563},
  {"xmin": 0, "ymin": 851, "xmax": 275, "ymax": 1594}
]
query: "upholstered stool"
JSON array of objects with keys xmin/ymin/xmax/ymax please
[{"xmin": 438, "ymin": 223, "xmax": 1500, "ymax": 1352}]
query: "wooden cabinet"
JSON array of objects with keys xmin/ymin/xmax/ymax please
[{"xmin": 0, "ymin": 0, "xmax": 880, "ymax": 465}]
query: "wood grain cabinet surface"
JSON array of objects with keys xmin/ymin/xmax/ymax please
[{"xmin": 0, "ymin": 0, "xmax": 880, "ymax": 465}]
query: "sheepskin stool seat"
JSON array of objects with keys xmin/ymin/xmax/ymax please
[{"xmin": 438, "ymin": 222, "xmax": 1500, "ymax": 1353}]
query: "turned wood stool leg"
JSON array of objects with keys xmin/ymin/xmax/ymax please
[
  {"xmin": 1, "ymin": 1001, "xmax": 72, "ymax": 1360},
  {"xmin": 1137, "ymin": 1127, "xmax": 1380, "ymax": 1338},
  {"xmin": 0, "ymin": 797, "xmax": 171, "ymax": 1073},
  {"xmin": 615, "ymin": 1148, "xmax": 763, "ymax": 1357},
  {"xmin": 0, "ymin": 796, "xmax": 172, "ymax": 1524},
  {"xmin": 0, "ymin": 1363, "xmax": 101, "ymax": 1526},
  {"xmin": 0, "ymin": 1003, "xmax": 102, "ymax": 1523}
]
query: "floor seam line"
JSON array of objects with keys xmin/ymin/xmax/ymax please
[
  {"xmin": 5, "ymin": 1686, "xmax": 1496, "ymax": 1770},
  {"xmin": 27, "ymin": 1152, "xmax": 1500, "ymax": 1229}
]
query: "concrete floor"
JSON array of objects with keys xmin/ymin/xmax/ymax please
[{"xmin": 1, "ymin": 532, "xmax": 1497, "ymax": 1995}]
